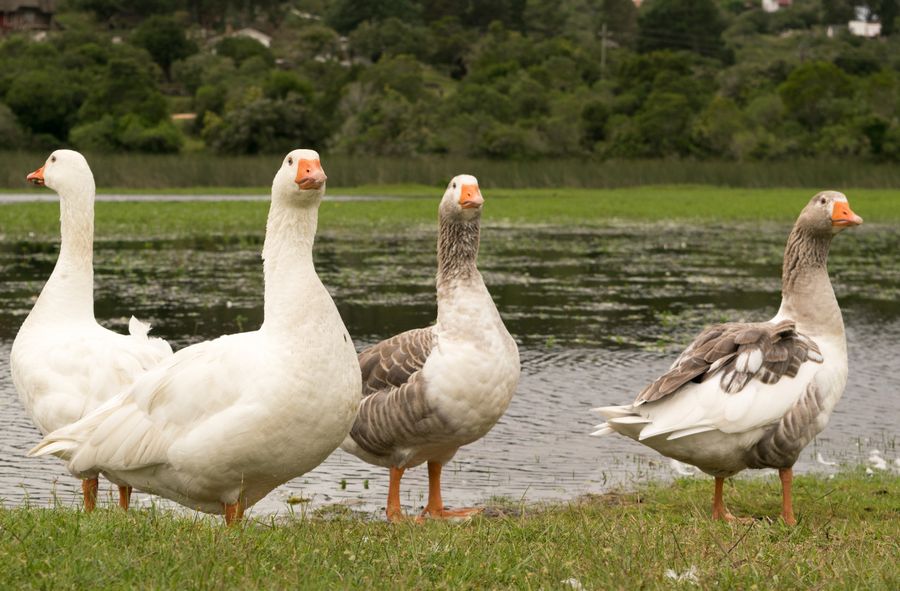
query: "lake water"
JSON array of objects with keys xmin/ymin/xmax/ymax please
[{"xmin": 1, "ymin": 216, "xmax": 897, "ymax": 519}]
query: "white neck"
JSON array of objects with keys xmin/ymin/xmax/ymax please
[
  {"xmin": 261, "ymin": 194, "xmax": 322, "ymax": 334},
  {"xmin": 29, "ymin": 181, "xmax": 96, "ymax": 323}
]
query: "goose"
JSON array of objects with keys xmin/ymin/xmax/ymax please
[
  {"xmin": 11, "ymin": 150, "xmax": 172, "ymax": 512},
  {"xmin": 592, "ymin": 191, "xmax": 863, "ymax": 525},
  {"xmin": 29, "ymin": 150, "xmax": 361, "ymax": 525},
  {"xmin": 341, "ymin": 175, "xmax": 520, "ymax": 522}
]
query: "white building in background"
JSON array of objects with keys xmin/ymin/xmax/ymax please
[
  {"xmin": 849, "ymin": 5, "xmax": 882, "ymax": 37},
  {"xmin": 762, "ymin": 0, "xmax": 792, "ymax": 12}
]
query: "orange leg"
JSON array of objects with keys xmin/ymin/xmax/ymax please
[
  {"xmin": 82, "ymin": 478, "xmax": 99, "ymax": 513},
  {"xmin": 223, "ymin": 500, "xmax": 244, "ymax": 526},
  {"xmin": 419, "ymin": 461, "xmax": 482, "ymax": 521},
  {"xmin": 711, "ymin": 477, "xmax": 753, "ymax": 523},
  {"xmin": 386, "ymin": 466, "xmax": 406, "ymax": 522},
  {"xmin": 118, "ymin": 485, "xmax": 133, "ymax": 510},
  {"xmin": 779, "ymin": 468, "xmax": 796, "ymax": 526}
]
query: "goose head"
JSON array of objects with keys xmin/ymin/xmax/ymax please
[
  {"xmin": 272, "ymin": 149, "xmax": 327, "ymax": 205},
  {"xmin": 439, "ymin": 174, "xmax": 484, "ymax": 222},
  {"xmin": 26, "ymin": 150, "xmax": 95, "ymax": 198},
  {"xmin": 797, "ymin": 191, "xmax": 863, "ymax": 237}
]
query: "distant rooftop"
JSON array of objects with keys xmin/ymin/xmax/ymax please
[{"xmin": 0, "ymin": 1, "xmax": 57, "ymax": 11}]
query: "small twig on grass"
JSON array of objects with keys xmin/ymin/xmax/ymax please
[{"xmin": 670, "ymin": 528, "xmax": 687, "ymax": 570}]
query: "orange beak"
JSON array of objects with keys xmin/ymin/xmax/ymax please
[
  {"xmin": 295, "ymin": 159, "xmax": 327, "ymax": 191},
  {"xmin": 832, "ymin": 201, "xmax": 863, "ymax": 227},
  {"xmin": 26, "ymin": 166, "xmax": 45, "ymax": 186},
  {"xmin": 459, "ymin": 183, "xmax": 484, "ymax": 209}
]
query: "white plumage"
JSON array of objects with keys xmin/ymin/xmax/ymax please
[
  {"xmin": 29, "ymin": 150, "xmax": 361, "ymax": 523},
  {"xmin": 11, "ymin": 150, "xmax": 172, "ymax": 509}
]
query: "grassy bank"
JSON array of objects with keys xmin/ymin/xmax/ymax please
[
  {"xmin": 0, "ymin": 472, "xmax": 896, "ymax": 589},
  {"xmin": 5, "ymin": 151, "xmax": 900, "ymax": 189},
  {"xmin": 1, "ymin": 186, "xmax": 898, "ymax": 241}
]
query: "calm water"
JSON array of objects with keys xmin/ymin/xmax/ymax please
[{"xmin": 1, "ymin": 217, "xmax": 897, "ymax": 518}]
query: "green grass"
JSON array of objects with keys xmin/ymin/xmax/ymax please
[
  {"xmin": 5, "ymin": 150, "xmax": 900, "ymax": 189},
  {"xmin": 0, "ymin": 472, "xmax": 896, "ymax": 589},
  {"xmin": 1, "ymin": 186, "xmax": 897, "ymax": 241}
]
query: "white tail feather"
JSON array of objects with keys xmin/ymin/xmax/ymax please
[
  {"xmin": 27, "ymin": 438, "xmax": 79, "ymax": 458},
  {"xmin": 128, "ymin": 316, "xmax": 151, "ymax": 339},
  {"xmin": 666, "ymin": 425, "xmax": 717, "ymax": 440},
  {"xmin": 609, "ymin": 416, "xmax": 651, "ymax": 425}
]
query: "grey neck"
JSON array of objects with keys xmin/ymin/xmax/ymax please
[
  {"xmin": 436, "ymin": 215, "xmax": 481, "ymax": 290},
  {"xmin": 779, "ymin": 224, "xmax": 843, "ymax": 338}
]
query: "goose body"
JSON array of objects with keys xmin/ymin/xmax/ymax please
[
  {"xmin": 30, "ymin": 150, "xmax": 361, "ymax": 522},
  {"xmin": 341, "ymin": 175, "xmax": 520, "ymax": 521},
  {"xmin": 11, "ymin": 150, "xmax": 172, "ymax": 510},
  {"xmin": 593, "ymin": 191, "xmax": 862, "ymax": 524}
]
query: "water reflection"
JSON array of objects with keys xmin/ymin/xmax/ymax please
[{"xmin": 0, "ymin": 221, "xmax": 897, "ymax": 517}]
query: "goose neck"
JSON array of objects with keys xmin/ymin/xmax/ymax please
[
  {"xmin": 779, "ymin": 224, "xmax": 843, "ymax": 337},
  {"xmin": 436, "ymin": 216, "xmax": 480, "ymax": 289},
  {"xmin": 261, "ymin": 199, "xmax": 320, "ymax": 330},
  {"xmin": 29, "ymin": 182, "xmax": 96, "ymax": 322}
]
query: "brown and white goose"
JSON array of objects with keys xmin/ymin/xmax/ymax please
[
  {"xmin": 341, "ymin": 174, "xmax": 520, "ymax": 522},
  {"xmin": 593, "ymin": 191, "xmax": 863, "ymax": 525}
]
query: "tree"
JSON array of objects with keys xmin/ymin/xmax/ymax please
[
  {"xmin": 132, "ymin": 16, "xmax": 198, "ymax": 79},
  {"xmin": 326, "ymin": 0, "xmax": 422, "ymax": 34},
  {"xmin": 778, "ymin": 62, "xmax": 855, "ymax": 128},
  {"xmin": 205, "ymin": 96, "xmax": 326, "ymax": 154},
  {"xmin": 215, "ymin": 36, "xmax": 274, "ymax": 67},
  {"xmin": 79, "ymin": 56, "xmax": 168, "ymax": 123},
  {"xmin": 637, "ymin": 0, "xmax": 730, "ymax": 62},
  {"xmin": 5, "ymin": 69, "xmax": 83, "ymax": 141}
]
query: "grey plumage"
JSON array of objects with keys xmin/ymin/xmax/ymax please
[
  {"xmin": 350, "ymin": 329, "xmax": 447, "ymax": 459},
  {"xmin": 745, "ymin": 382, "xmax": 825, "ymax": 469},
  {"xmin": 636, "ymin": 319, "xmax": 823, "ymax": 404}
]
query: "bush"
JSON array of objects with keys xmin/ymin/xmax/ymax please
[
  {"xmin": 0, "ymin": 102, "xmax": 27, "ymax": 149},
  {"xmin": 204, "ymin": 96, "xmax": 325, "ymax": 155}
]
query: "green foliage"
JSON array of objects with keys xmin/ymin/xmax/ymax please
[
  {"xmin": 204, "ymin": 96, "xmax": 325, "ymax": 155},
  {"xmin": 0, "ymin": 102, "xmax": 27, "ymax": 148},
  {"xmin": 4, "ymin": 68, "xmax": 83, "ymax": 141},
  {"xmin": 778, "ymin": 61, "xmax": 855, "ymax": 128},
  {"xmin": 638, "ymin": 0, "xmax": 730, "ymax": 61},
  {"xmin": 214, "ymin": 36, "xmax": 273, "ymax": 67},
  {"xmin": 2, "ymin": 0, "xmax": 900, "ymax": 162},
  {"xmin": 131, "ymin": 15, "xmax": 198, "ymax": 77}
]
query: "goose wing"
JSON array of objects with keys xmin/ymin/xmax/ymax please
[
  {"xmin": 637, "ymin": 319, "xmax": 823, "ymax": 405},
  {"xmin": 358, "ymin": 328, "xmax": 436, "ymax": 396},
  {"xmin": 349, "ymin": 328, "xmax": 441, "ymax": 458}
]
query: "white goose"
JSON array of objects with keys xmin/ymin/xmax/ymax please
[
  {"xmin": 341, "ymin": 175, "xmax": 520, "ymax": 522},
  {"xmin": 593, "ymin": 192, "xmax": 863, "ymax": 524},
  {"xmin": 29, "ymin": 150, "xmax": 361, "ymax": 525},
  {"xmin": 11, "ymin": 150, "xmax": 172, "ymax": 511}
]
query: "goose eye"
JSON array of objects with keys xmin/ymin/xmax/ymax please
[
  {"xmin": 287, "ymin": 157, "xmax": 293, "ymax": 166},
  {"xmin": 452, "ymin": 182, "xmax": 457, "ymax": 189},
  {"xmin": 819, "ymin": 198, "xmax": 826, "ymax": 205},
  {"xmin": 50, "ymin": 156, "xmax": 56, "ymax": 163}
]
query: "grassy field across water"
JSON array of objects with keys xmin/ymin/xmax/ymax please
[
  {"xmin": 1, "ymin": 185, "xmax": 898, "ymax": 241},
  {"xmin": 5, "ymin": 152, "xmax": 900, "ymax": 189},
  {"xmin": 0, "ymin": 472, "xmax": 896, "ymax": 589}
]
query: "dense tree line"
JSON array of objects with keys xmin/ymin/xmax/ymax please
[{"xmin": 1, "ymin": 0, "xmax": 900, "ymax": 160}]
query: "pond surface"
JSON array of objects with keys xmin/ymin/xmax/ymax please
[{"xmin": 1, "ymin": 217, "xmax": 897, "ymax": 518}]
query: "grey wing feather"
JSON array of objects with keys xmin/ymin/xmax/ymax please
[
  {"xmin": 358, "ymin": 328, "xmax": 436, "ymax": 396},
  {"xmin": 636, "ymin": 319, "xmax": 823, "ymax": 404},
  {"xmin": 351, "ymin": 327, "xmax": 443, "ymax": 458}
]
